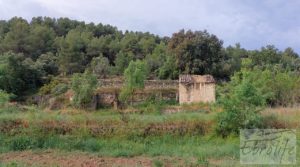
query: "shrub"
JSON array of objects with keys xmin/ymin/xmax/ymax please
[
  {"xmin": 38, "ymin": 79, "xmax": 60, "ymax": 95},
  {"xmin": 119, "ymin": 60, "xmax": 148, "ymax": 104},
  {"xmin": 71, "ymin": 72, "xmax": 97, "ymax": 108},
  {"xmin": 0, "ymin": 52, "xmax": 42, "ymax": 96},
  {"xmin": 216, "ymin": 78, "xmax": 265, "ymax": 137},
  {"xmin": 220, "ymin": 68, "xmax": 300, "ymax": 106},
  {"xmin": 90, "ymin": 55, "xmax": 111, "ymax": 77},
  {"xmin": 0, "ymin": 90, "xmax": 10, "ymax": 107},
  {"xmin": 51, "ymin": 83, "xmax": 68, "ymax": 96}
]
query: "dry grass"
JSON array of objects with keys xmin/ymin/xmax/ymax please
[
  {"xmin": 263, "ymin": 107, "xmax": 300, "ymax": 116},
  {"xmin": 262, "ymin": 107, "xmax": 300, "ymax": 129}
]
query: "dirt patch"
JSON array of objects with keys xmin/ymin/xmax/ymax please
[
  {"xmin": 0, "ymin": 151, "xmax": 152, "ymax": 167},
  {"xmin": 0, "ymin": 150, "xmax": 201, "ymax": 167}
]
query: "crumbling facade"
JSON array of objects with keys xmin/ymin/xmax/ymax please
[
  {"xmin": 89, "ymin": 75, "xmax": 216, "ymax": 108},
  {"xmin": 179, "ymin": 75, "xmax": 215, "ymax": 104}
]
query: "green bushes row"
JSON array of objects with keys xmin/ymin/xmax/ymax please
[
  {"xmin": 219, "ymin": 68, "xmax": 300, "ymax": 107},
  {"xmin": 216, "ymin": 67, "xmax": 300, "ymax": 137}
]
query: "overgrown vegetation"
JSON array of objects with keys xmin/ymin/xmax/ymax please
[
  {"xmin": 219, "ymin": 67, "xmax": 300, "ymax": 106},
  {"xmin": 0, "ymin": 17, "xmax": 299, "ymax": 101},
  {"xmin": 71, "ymin": 72, "xmax": 97, "ymax": 108},
  {"xmin": 0, "ymin": 16, "xmax": 300, "ymax": 166},
  {"xmin": 119, "ymin": 60, "xmax": 148, "ymax": 104},
  {"xmin": 0, "ymin": 106, "xmax": 299, "ymax": 166},
  {"xmin": 0, "ymin": 90, "xmax": 10, "ymax": 107},
  {"xmin": 216, "ymin": 78, "xmax": 266, "ymax": 137}
]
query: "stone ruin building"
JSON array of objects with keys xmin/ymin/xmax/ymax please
[
  {"xmin": 32, "ymin": 75, "xmax": 216, "ymax": 110},
  {"xmin": 97, "ymin": 74, "xmax": 216, "ymax": 107},
  {"xmin": 179, "ymin": 75, "xmax": 216, "ymax": 104}
]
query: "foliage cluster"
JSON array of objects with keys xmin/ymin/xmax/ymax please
[
  {"xmin": 119, "ymin": 60, "xmax": 148, "ymax": 104},
  {"xmin": 0, "ymin": 90, "xmax": 10, "ymax": 107},
  {"xmin": 71, "ymin": 72, "xmax": 97, "ymax": 108},
  {"xmin": 0, "ymin": 17, "xmax": 299, "ymax": 100},
  {"xmin": 216, "ymin": 75, "xmax": 266, "ymax": 137}
]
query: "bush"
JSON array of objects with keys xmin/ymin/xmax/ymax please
[
  {"xmin": 90, "ymin": 55, "xmax": 111, "ymax": 77},
  {"xmin": 216, "ymin": 78, "xmax": 265, "ymax": 137},
  {"xmin": 119, "ymin": 60, "xmax": 148, "ymax": 104},
  {"xmin": 51, "ymin": 83, "xmax": 68, "ymax": 96},
  {"xmin": 0, "ymin": 90, "xmax": 10, "ymax": 107},
  {"xmin": 0, "ymin": 52, "xmax": 42, "ymax": 96},
  {"xmin": 71, "ymin": 72, "xmax": 97, "ymax": 108},
  {"xmin": 38, "ymin": 79, "xmax": 60, "ymax": 95},
  {"xmin": 220, "ymin": 68, "xmax": 300, "ymax": 106}
]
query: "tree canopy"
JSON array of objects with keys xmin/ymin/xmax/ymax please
[{"xmin": 0, "ymin": 17, "xmax": 299, "ymax": 97}]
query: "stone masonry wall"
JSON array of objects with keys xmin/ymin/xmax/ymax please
[
  {"xmin": 97, "ymin": 79, "xmax": 179, "ymax": 107},
  {"xmin": 99, "ymin": 79, "xmax": 178, "ymax": 90}
]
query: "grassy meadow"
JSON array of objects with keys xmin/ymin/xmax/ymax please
[{"xmin": 0, "ymin": 103, "xmax": 299, "ymax": 166}]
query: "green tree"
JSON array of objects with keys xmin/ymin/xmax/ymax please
[
  {"xmin": 281, "ymin": 47, "xmax": 300, "ymax": 71},
  {"xmin": 0, "ymin": 52, "xmax": 41, "ymax": 96},
  {"xmin": 27, "ymin": 25, "xmax": 56, "ymax": 60},
  {"xmin": 90, "ymin": 55, "xmax": 111, "ymax": 78},
  {"xmin": 138, "ymin": 36, "xmax": 156, "ymax": 55},
  {"xmin": 216, "ymin": 77, "xmax": 266, "ymax": 137},
  {"xmin": 55, "ymin": 17, "xmax": 83, "ymax": 36},
  {"xmin": 0, "ymin": 17, "xmax": 30, "ymax": 55},
  {"xmin": 224, "ymin": 43, "xmax": 248, "ymax": 76},
  {"xmin": 224, "ymin": 68, "xmax": 300, "ymax": 106},
  {"xmin": 0, "ymin": 20, "xmax": 9, "ymax": 41},
  {"xmin": 71, "ymin": 72, "xmax": 97, "ymax": 108},
  {"xmin": 113, "ymin": 51, "xmax": 134, "ymax": 75},
  {"xmin": 168, "ymin": 29, "xmax": 224, "ymax": 77},
  {"xmin": 145, "ymin": 42, "xmax": 167, "ymax": 77},
  {"xmin": 119, "ymin": 60, "xmax": 148, "ymax": 104},
  {"xmin": 158, "ymin": 54, "xmax": 179, "ymax": 79},
  {"xmin": 86, "ymin": 35, "xmax": 119, "ymax": 64},
  {"xmin": 120, "ymin": 32, "xmax": 143, "ymax": 59},
  {"xmin": 35, "ymin": 52, "xmax": 59, "ymax": 77},
  {"xmin": 57, "ymin": 29, "xmax": 92, "ymax": 75},
  {"xmin": 248, "ymin": 45, "xmax": 281, "ymax": 69}
]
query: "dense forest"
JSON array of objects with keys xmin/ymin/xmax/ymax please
[{"xmin": 0, "ymin": 16, "xmax": 299, "ymax": 100}]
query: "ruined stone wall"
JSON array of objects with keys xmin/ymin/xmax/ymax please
[
  {"xmin": 99, "ymin": 79, "xmax": 178, "ymax": 90},
  {"xmin": 97, "ymin": 79, "xmax": 179, "ymax": 107},
  {"xmin": 98, "ymin": 76, "xmax": 216, "ymax": 107},
  {"xmin": 199, "ymin": 83, "xmax": 215, "ymax": 103},
  {"xmin": 179, "ymin": 75, "xmax": 216, "ymax": 104}
]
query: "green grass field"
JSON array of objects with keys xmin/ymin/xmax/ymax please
[{"xmin": 0, "ymin": 104, "xmax": 299, "ymax": 166}]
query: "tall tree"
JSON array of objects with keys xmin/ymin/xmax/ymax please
[
  {"xmin": 0, "ymin": 52, "xmax": 41, "ymax": 96},
  {"xmin": 57, "ymin": 29, "xmax": 92, "ymax": 75},
  {"xmin": 113, "ymin": 51, "xmax": 134, "ymax": 75},
  {"xmin": 0, "ymin": 17, "xmax": 30, "ymax": 55},
  {"xmin": 27, "ymin": 25, "xmax": 56, "ymax": 60},
  {"xmin": 168, "ymin": 30, "xmax": 224, "ymax": 76}
]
